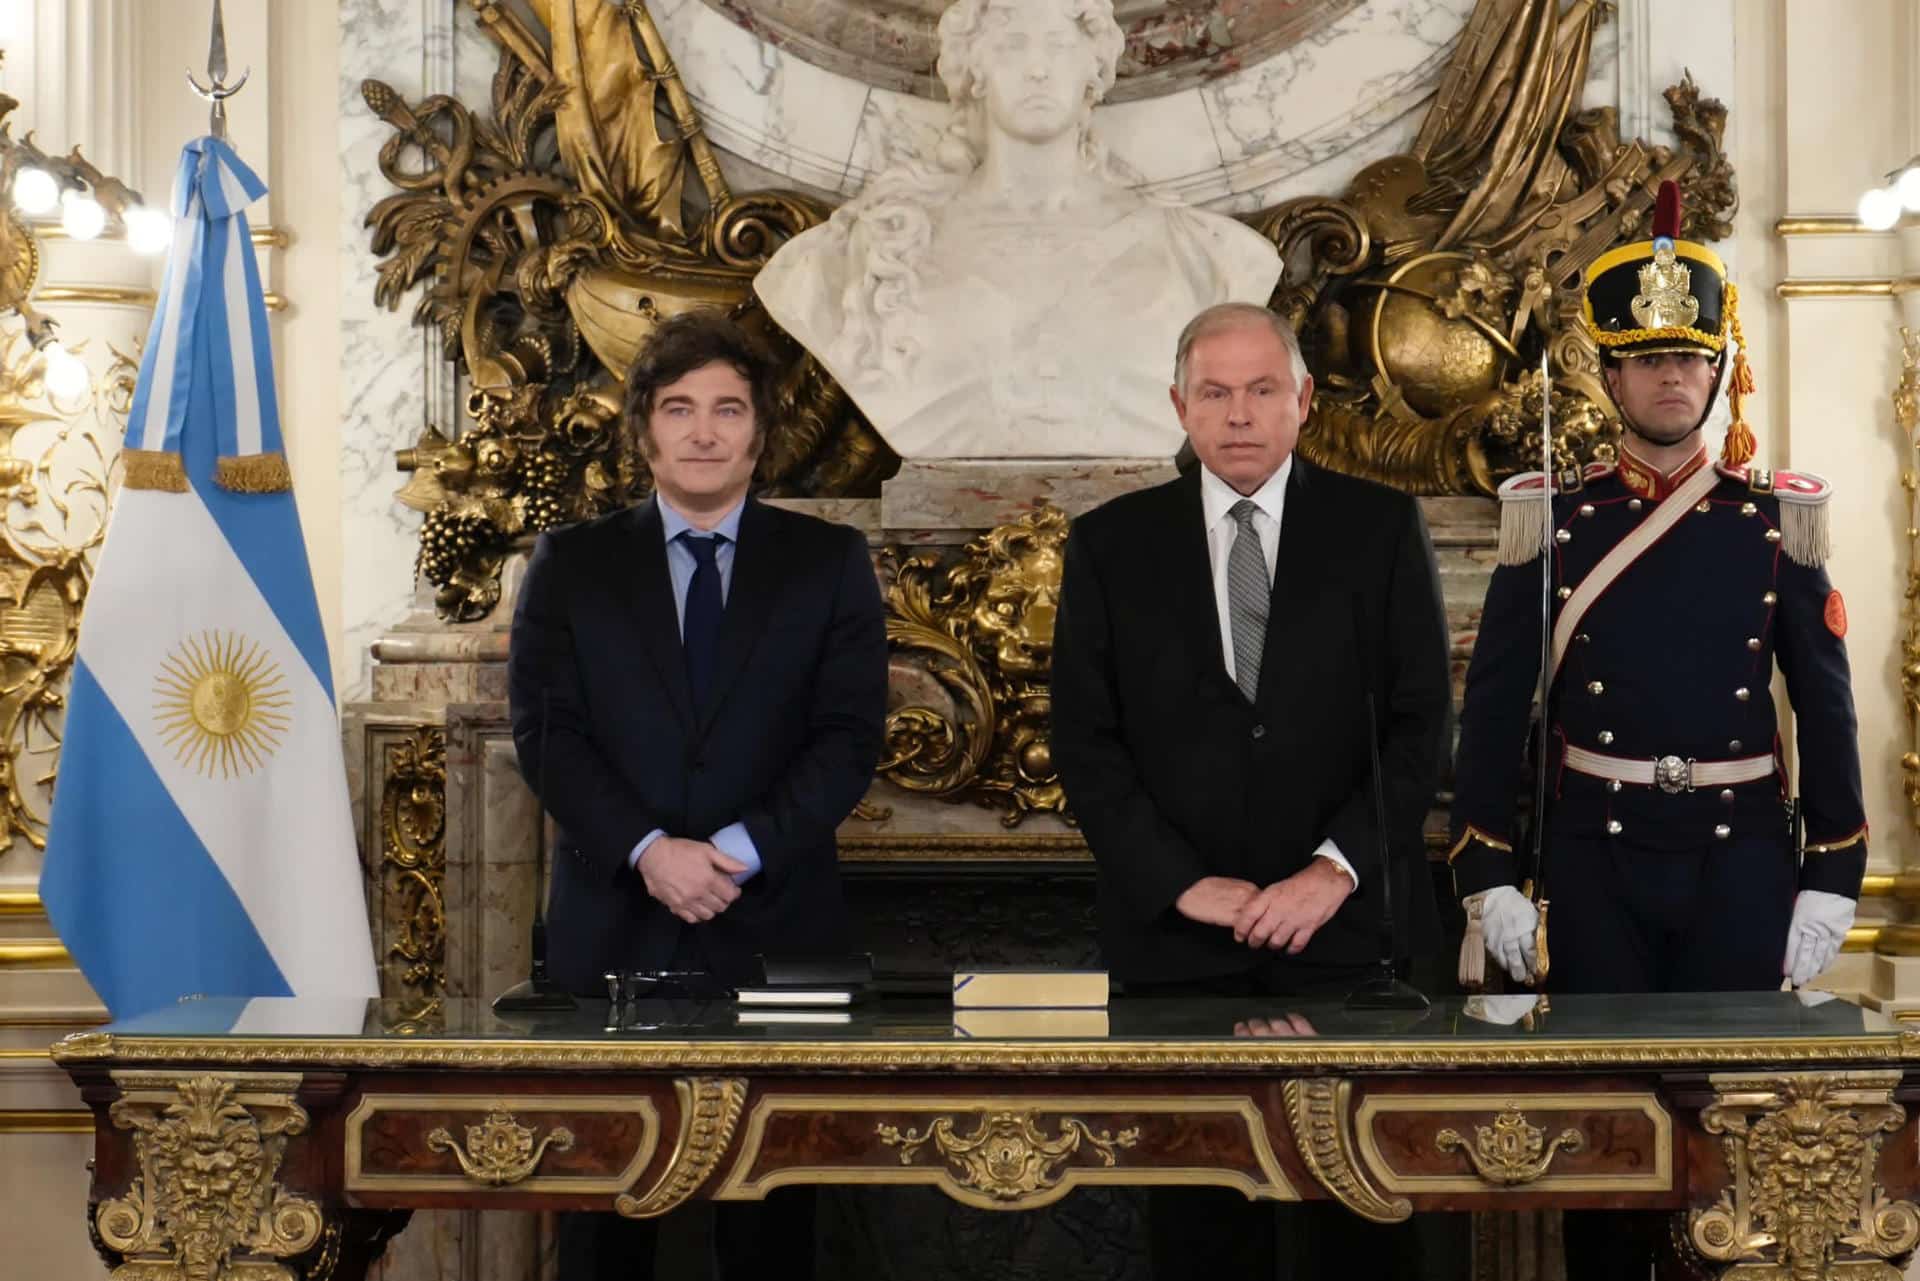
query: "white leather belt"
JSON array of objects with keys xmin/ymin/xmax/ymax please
[{"xmin": 1563, "ymin": 745, "xmax": 1775, "ymax": 794}]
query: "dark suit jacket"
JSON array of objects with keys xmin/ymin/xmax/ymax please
[
  {"xmin": 507, "ymin": 496, "xmax": 887, "ymax": 992},
  {"xmin": 1051, "ymin": 461, "xmax": 1451, "ymax": 984}
]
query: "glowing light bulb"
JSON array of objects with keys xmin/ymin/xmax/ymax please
[
  {"xmin": 1858, "ymin": 186, "xmax": 1902, "ymax": 231},
  {"xmin": 41, "ymin": 343, "xmax": 88, "ymax": 402},
  {"xmin": 59, "ymin": 190, "xmax": 106, "ymax": 240},
  {"xmin": 124, "ymin": 205, "xmax": 173, "ymax": 255},
  {"xmin": 11, "ymin": 167, "xmax": 57, "ymax": 215}
]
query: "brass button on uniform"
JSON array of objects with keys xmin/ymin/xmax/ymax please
[
  {"xmin": 1555, "ymin": 529, "xmax": 1572, "ymax": 544},
  {"xmin": 1729, "ymin": 739, "xmax": 1743, "ymax": 752},
  {"xmin": 1607, "ymin": 780, "xmax": 1622, "ymax": 793},
  {"xmin": 1741, "ymin": 502, "xmax": 1757, "ymax": 516},
  {"xmin": 1606, "ymin": 820, "xmax": 1623, "ymax": 835},
  {"xmin": 1734, "ymin": 687, "xmax": 1750, "ymax": 701},
  {"xmin": 1628, "ymin": 499, "xmax": 1644, "ymax": 512},
  {"xmin": 1558, "ymin": 586, "xmax": 1573, "ymax": 600},
  {"xmin": 1578, "ymin": 504, "xmax": 1596, "ymax": 518},
  {"xmin": 1747, "ymin": 638, "xmax": 1761, "ymax": 651},
  {"xmin": 1587, "ymin": 681, "xmax": 1605, "ymax": 695},
  {"xmin": 1763, "ymin": 591, "xmax": 1777, "ymax": 605},
  {"xmin": 1251, "ymin": 724, "xmax": 1267, "ymax": 741},
  {"xmin": 1695, "ymin": 500, "xmax": 1711, "ymax": 513},
  {"xmin": 1714, "ymin": 824, "xmax": 1732, "ymax": 839},
  {"xmin": 1765, "ymin": 529, "xmax": 1782, "ymax": 543},
  {"xmin": 1720, "ymin": 789, "xmax": 1735, "ymax": 803},
  {"xmin": 1598, "ymin": 730, "xmax": 1614, "ymax": 744}
]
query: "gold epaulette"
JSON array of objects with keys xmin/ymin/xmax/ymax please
[
  {"xmin": 1718, "ymin": 464, "xmax": 1832, "ymax": 567},
  {"xmin": 1495, "ymin": 464, "xmax": 1616, "ymax": 566}
]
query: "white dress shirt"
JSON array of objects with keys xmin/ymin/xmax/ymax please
[{"xmin": 1198, "ymin": 459, "xmax": 1358, "ymax": 888}]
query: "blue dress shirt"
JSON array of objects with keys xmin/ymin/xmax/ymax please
[{"xmin": 629, "ymin": 495, "xmax": 761, "ymax": 884}]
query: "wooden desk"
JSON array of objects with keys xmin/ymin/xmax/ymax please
[{"xmin": 50, "ymin": 992, "xmax": 1920, "ymax": 1280}]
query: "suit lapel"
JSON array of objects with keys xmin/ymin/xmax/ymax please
[
  {"xmin": 623, "ymin": 499, "xmax": 696, "ymax": 730},
  {"xmin": 1256, "ymin": 457, "xmax": 1324, "ymax": 707},
  {"xmin": 1167, "ymin": 470, "xmax": 1236, "ymax": 695},
  {"xmin": 696, "ymin": 498, "xmax": 782, "ymax": 735}
]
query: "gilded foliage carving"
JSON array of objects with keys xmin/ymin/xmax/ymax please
[{"xmin": 877, "ymin": 507, "xmax": 1070, "ymax": 826}]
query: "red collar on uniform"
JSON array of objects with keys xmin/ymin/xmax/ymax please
[{"xmin": 1616, "ymin": 442, "xmax": 1710, "ymax": 501}]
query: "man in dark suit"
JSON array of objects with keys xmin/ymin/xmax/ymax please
[
  {"xmin": 508, "ymin": 310, "xmax": 887, "ymax": 1280},
  {"xmin": 1051, "ymin": 302, "xmax": 1452, "ymax": 1280}
]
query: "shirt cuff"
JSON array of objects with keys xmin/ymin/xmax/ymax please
[
  {"xmin": 629, "ymin": 829, "xmax": 666, "ymax": 871},
  {"xmin": 1313, "ymin": 838, "xmax": 1358, "ymax": 889},
  {"xmin": 709, "ymin": 821, "xmax": 762, "ymax": 885}
]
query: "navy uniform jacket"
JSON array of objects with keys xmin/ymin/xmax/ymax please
[{"xmin": 1449, "ymin": 449, "xmax": 1868, "ymax": 900}]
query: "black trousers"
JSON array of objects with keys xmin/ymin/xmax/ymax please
[
  {"xmin": 1545, "ymin": 821, "xmax": 1798, "ymax": 1281},
  {"xmin": 1128, "ymin": 961, "xmax": 1467, "ymax": 1281},
  {"xmin": 555, "ymin": 1190, "xmax": 816, "ymax": 1281}
]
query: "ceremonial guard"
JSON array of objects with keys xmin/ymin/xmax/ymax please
[{"xmin": 1450, "ymin": 181, "xmax": 1868, "ymax": 1008}]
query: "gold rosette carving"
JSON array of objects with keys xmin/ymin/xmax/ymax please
[
  {"xmin": 875, "ymin": 1110, "xmax": 1140, "ymax": 1206},
  {"xmin": 1434, "ymin": 1107, "xmax": 1584, "ymax": 1187},
  {"xmin": 1688, "ymin": 1072, "xmax": 1919, "ymax": 1280},
  {"xmin": 96, "ymin": 1073, "xmax": 321, "ymax": 1281},
  {"xmin": 426, "ymin": 1108, "xmax": 575, "ymax": 1187}
]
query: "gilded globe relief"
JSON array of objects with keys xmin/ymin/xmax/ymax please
[{"xmin": 153, "ymin": 631, "xmax": 291, "ymax": 778}]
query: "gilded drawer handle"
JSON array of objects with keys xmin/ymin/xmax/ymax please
[
  {"xmin": 427, "ymin": 1108, "xmax": 576, "ymax": 1186},
  {"xmin": 1435, "ymin": 1108, "xmax": 1584, "ymax": 1187}
]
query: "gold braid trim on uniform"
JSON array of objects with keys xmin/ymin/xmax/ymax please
[
  {"xmin": 1806, "ymin": 826, "xmax": 1868, "ymax": 854},
  {"xmin": 121, "ymin": 449, "xmax": 189, "ymax": 493},
  {"xmin": 214, "ymin": 451, "xmax": 293, "ymax": 493},
  {"xmin": 1587, "ymin": 323, "xmax": 1727, "ymax": 352},
  {"xmin": 1447, "ymin": 825, "xmax": 1514, "ymax": 863}
]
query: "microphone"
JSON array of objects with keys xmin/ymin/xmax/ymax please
[
  {"xmin": 495, "ymin": 688, "xmax": 577, "ymax": 1013},
  {"xmin": 1345, "ymin": 599, "xmax": 1429, "ymax": 1011}
]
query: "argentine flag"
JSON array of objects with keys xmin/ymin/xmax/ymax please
[{"xmin": 39, "ymin": 138, "xmax": 375, "ymax": 1018}]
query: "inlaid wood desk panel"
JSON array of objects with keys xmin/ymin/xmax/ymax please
[{"xmin": 50, "ymin": 992, "xmax": 1920, "ymax": 1280}]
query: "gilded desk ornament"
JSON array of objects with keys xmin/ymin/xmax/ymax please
[
  {"xmin": 95, "ymin": 1073, "xmax": 323, "ymax": 1281},
  {"xmin": 614, "ymin": 1076, "xmax": 748, "ymax": 1219},
  {"xmin": 1433, "ymin": 1106, "xmax": 1585, "ymax": 1187},
  {"xmin": 1281, "ymin": 1078, "xmax": 1411, "ymax": 1224},
  {"xmin": 875, "ymin": 1110, "xmax": 1140, "ymax": 1206},
  {"xmin": 1687, "ymin": 1072, "xmax": 1920, "ymax": 1280},
  {"xmin": 378, "ymin": 728, "xmax": 446, "ymax": 1025},
  {"xmin": 876, "ymin": 506, "xmax": 1071, "ymax": 826},
  {"xmin": 425, "ymin": 1108, "xmax": 574, "ymax": 1187}
]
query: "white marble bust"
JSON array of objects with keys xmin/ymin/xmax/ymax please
[{"xmin": 754, "ymin": 0, "xmax": 1283, "ymax": 461}]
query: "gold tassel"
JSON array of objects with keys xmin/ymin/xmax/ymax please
[
  {"xmin": 215, "ymin": 451, "xmax": 293, "ymax": 493},
  {"xmin": 122, "ymin": 448, "xmax": 189, "ymax": 492},
  {"xmin": 1458, "ymin": 891, "xmax": 1487, "ymax": 991},
  {"xmin": 1497, "ymin": 487, "xmax": 1548, "ymax": 566},
  {"xmin": 1720, "ymin": 282, "xmax": 1759, "ymax": 468}
]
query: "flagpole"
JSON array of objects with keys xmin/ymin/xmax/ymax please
[{"xmin": 186, "ymin": 0, "xmax": 250, "ymax": 142}]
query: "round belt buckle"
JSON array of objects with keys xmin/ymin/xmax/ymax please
[{"xmin": 1653, "ymin": 755, "xmax": 1691, "ymax": 794}]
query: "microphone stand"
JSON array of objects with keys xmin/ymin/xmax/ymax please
[
  {"xmin": 1346, "ymin": 690, "xmax": 1430, "ymax": 1011},
  {"xmin": 495, "ymin": 689, "xmax": 577, "ymax": 1013}
]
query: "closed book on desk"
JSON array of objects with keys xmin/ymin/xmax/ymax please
[
  {"xmin": 951, "ymin": 968, "xmax": 1108, "ymax": 1009},
  {"xmin": 952, "ymin": 1008, "xmax": 1110, "ymax": 1038}
]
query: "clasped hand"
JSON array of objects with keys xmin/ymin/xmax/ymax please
[
  {"xmin": 638, "ymin": 836, "xmax": 748, "ymax": 924},
  {"xmin": 1174, "ymin": 860, "xmax": 1353, "ymax": 953}
]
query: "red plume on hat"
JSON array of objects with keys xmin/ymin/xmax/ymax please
[{"xmin": 1651, "ymin": 179, "xmax": 1682, "ymax": 241}]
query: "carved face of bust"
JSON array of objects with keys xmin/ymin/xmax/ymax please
[{"xmin": 972, "ymin": 3, "xmax": 1099, "ymax": 146}]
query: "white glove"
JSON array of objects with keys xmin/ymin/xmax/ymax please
[
  {"xmin": 1481, "ymin": 885, "xmax": 1539, "ymax": 984},
  {"xmin": 1784, "ymin": 890, "xmax": 1855, "ymax": 987}
]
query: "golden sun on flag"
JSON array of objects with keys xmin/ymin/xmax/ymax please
[{"xmin": 153, "ymin": 631, "xmax": 292, "ymax": 778}]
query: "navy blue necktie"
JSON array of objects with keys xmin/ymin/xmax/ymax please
[{"xmin": 680, "ymin": 531, "xmax": 725, "ymax": 706}]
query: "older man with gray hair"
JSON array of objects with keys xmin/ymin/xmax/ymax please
[{"xmin": 1052, "ymin": 301, "xmax": 1454, "ymax": 1278}]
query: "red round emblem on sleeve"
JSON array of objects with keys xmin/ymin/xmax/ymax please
[{"xmin": 1824, "ymin": 590, "xmax": 1848, "ymax": 638}]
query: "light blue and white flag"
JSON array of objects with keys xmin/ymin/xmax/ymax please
[{"xmin": 40, "ymin": 137, "xmax": 376, "ymax": 1019}]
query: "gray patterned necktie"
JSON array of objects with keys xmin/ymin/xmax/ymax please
[{"xmin": 1226, "ymin": 499, "xmax": 1269, "ymax": 702}]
